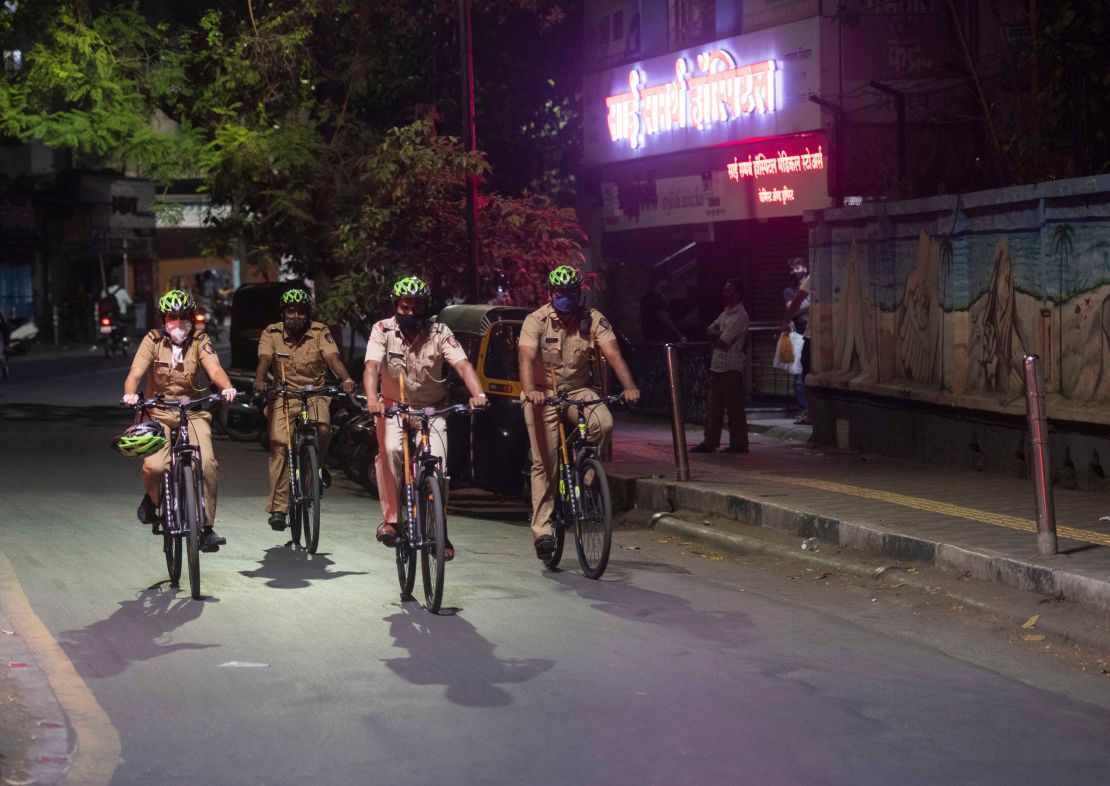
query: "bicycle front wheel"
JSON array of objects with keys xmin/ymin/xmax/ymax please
[
  {"xmin": 180, "ymin": 465, "xmax": 203, "ymax": 599},
  {"xmin": 418, "ymin": 473, "xmax": 447, "ymax": 613},
  {"xmin": 574, "ymin": 457, "xmax": 612, "ymax": 579},
  {"xmin": 299, "ymin": 443, "xmax": 321, "ymax": 553}
]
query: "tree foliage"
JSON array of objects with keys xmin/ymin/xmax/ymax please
[{"xmin": 0, "ymin": 0, "xmax": 585, "ymax": 318}]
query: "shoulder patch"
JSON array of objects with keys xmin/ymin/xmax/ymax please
[
  {"xmin": 267, "ymin": 326, "xmax": 283, "ymax": 334},
  {"xmin": 599, "ymin": 318, "xmax": 612, "ymax": 331},
  {"xmin": 445, "ymin": 335, "xmax": 459, "ymax": 348},
  {"xmin": 324, "ymin": 330, "xmax": 335, "ymax": 344}
]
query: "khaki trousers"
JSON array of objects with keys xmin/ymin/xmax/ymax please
[
  {"xmin": 523, "ymin": 388, "xmax": 612, "ymax": 539},
  {"xmin": 374, "ymin": 401, "xmax": 448, "ymax": 525},
  {"xmin": 142, "ymin": 410, "xmax": 218, "ymax": 524},
  {"xmin": 703, "ymin": 370, "xmax": 748, "ymax": 450},
  {"xmin": 266, "ymin": 396, "xmax": 332, "ymax": 513}
]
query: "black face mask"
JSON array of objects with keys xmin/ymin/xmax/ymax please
[
  {"xmin": 396, "ymin": 313, "xmax": 424, "ymax": 335},
  {"xmin": 792, "ymin": 270, "xmax": 807, "ymax": 282},
  {"xmin": 284, "ymin": 317, "xmax": 309, "ymax": 336}
]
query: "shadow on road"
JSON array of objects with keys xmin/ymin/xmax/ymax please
[
  {"xmin": 381, "ymin": 604, "xmax": 554, "ymax": 707},
  {"xmin": 543, "ymin": 569, "xmax": 754, "ymax": 650},
  {"xmin": 59, "ymin": 584, "xmax": 218, "ymax": 679},
  {"xmin": 239, "ymin": 545, "xmax": 368, "ymax": 589}
]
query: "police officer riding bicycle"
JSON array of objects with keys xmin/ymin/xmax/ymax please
[
  {"xmin": 252, "ymin": 287, "xmax": 356, "ymax": 531},
  {"xmin": 518, "ymin": 265, "xmax": 640, "ymax": 560},
  {"xmin": 120, "ymin": 289, "xmax": 237, "ymax": 551},
  {"xmin": 362, "ymin": 276, "xmax": 487, "ymax": 560}
]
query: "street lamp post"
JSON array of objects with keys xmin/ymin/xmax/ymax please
[{"xmin": 459, "ymin": 0, "xmax": 481, "ymax": 303}]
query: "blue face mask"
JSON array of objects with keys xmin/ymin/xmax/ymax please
[{"xmin": 552, "ymin": 294, "xmax": 580, "ymax": 313}]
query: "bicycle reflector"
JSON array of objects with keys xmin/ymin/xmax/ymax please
[
  {"xmin": 113, "ymin": 420, "xmax": 167, "ymax": 458},
  {"xmin": 100, "ymin": 317, "xmax": 111, "ymax": 326}
]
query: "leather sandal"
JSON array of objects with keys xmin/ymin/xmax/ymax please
[{"xmin": 376, "ymin": 522, "xmax": 399, "ymax": 545}]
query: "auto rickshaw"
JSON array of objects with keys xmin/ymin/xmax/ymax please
[{"xmin": 438, "ymin": 304, "xmax": 534, "ymax": 497}]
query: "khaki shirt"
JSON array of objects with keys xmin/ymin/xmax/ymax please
[
  {"xmin": 364, "ymin": 318, "xmax": 468, "ymax": 407},
  {"xmin": 130, "ymin": 330, "xmax": 221, "ymax": 399},
  {"xmin": 518, "ymin": 304, "xmax": 616, "ymax": 392},
  {"xmin": 258, "ymin": 321, "xmax": 340, "ymax": 388}
]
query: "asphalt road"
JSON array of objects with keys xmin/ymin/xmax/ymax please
[{"xmin": 3, "ymin": 352, "xmax": 1110, "ymax": 785}]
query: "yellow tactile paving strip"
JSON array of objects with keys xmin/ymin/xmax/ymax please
[{"xmin": 741, "ymin": 471, "xmax": 1110, "ymax": 549}]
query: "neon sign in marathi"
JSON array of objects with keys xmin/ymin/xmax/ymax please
[
  {"xmin": 726, "ymin": 146, "xmax": 824, "ymax": 180},
  {"xmin": 605, "ymin": 51, "xmax": 776, "ymax": 150}
]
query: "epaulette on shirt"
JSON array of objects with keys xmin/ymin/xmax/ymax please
[{"xmin": 267, "ymin": 325, "xmax": 283, "ymax": 334}]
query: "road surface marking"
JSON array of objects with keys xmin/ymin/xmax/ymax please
[
  {"xmin": 0, "ymin": 550, "xmax": 121, "ymax": 786},
  {"xmin": 743, "ymin": 472, "xmax": 1110, "ymax": 548}
]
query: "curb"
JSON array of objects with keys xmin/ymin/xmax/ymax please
[
  {"xmin": 0, "ymin": 605, "xmax": 72, "ymax": 785},
  {"xmin": 649, "ymin": 512, "xmax": 1110, "ymax": 654},
  {"xmin": 607, "ymin": 472, "xmax": 1110, "ymax": 616}
]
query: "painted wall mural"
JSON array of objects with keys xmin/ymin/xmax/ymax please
[{"xmin": 807, "ymin": 176, "xmax": 1110, "ymax": 424}]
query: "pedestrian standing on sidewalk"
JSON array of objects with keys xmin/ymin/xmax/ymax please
[
  {"xmin": 692, "ymin": 278, "xmax": 750, "ymax": 454},
  {"xmin": 783, "ymin": 267, "xmax": 812, "ymax": 426},
  {"xmin": 783, "ymin": 257, "xmax": 810, "ymax": 423}
]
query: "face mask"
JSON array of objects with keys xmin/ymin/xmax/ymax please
[
  {"xmin": 552, "ymin": 294, "xmax": 580, "ymax": 314},
  {"xmin": 396, "ymin": 313, "xmax": 424, "ymax": 335},
  {"xmin": 284, "ymin": 317, "xmax": 308, "ymax": 336},
  {"xmin": 792, "ymin": 270, "xmax": 807, "ymax": 282},
  {"xmin": 168, "ymin": 325, "xmax": 191, "ymax": 345}
]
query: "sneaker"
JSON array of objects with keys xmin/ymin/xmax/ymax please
[
  {"xmin": 201, "ymin": 527, "xmax": 226, "ymax": 553},
  {"xmin": 268, "ymin": 511, "xmax": 287, "ymax": 531},
  {"xmin": 534, "ymin": 534, "xmax": 555, "ymax": 558},
  {"xmin": 444, "ymin": 538, "xmax": 455, "ymax": 562},
  {"xmin": 690, "ymin": 443, "xmax": 716, "ymax": 454},
  {"xmin": 137, "ymin": 493, "xmax": 161, "ymax": 525},
  {"xmin": 376, "ymin": 522, "xmax": 399, "ymax": 546}
]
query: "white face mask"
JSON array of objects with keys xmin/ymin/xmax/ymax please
[{"xmin": 168, "ymin": 325, "xmax": 191, "ymax": 344}]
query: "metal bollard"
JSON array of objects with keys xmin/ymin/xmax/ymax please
[
  {"xmin": 1023, "ymin": 354, "xmax": 1058, "ymax": 555},
  {"xmin": 664, "ymin": 343, "xmax": 690, "ymax": 481}
]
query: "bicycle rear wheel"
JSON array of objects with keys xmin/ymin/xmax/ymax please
[
  {"xmin": 574, "ymin": 457, "xmax": 612, "ymax": 579},
  {"xmin": 164, "ymin": 528, "xmax": 182, "ymax": 585},
  {"xmin": 418, "ymin": 472, "xmax": 447, "ymax": 613},
  {"xmin": 396, "ymin": 538, "xmax": 417, "ymax": 600},
  {"xmin": 180, "ymin": 465, "xmax": 203, "ymax": 599},
  {"xmin": 299, "ymin": 443, "xmax": 321, "ymax": 553}
]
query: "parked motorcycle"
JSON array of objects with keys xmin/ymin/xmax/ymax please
[{"xmin": 98, "ymin": 315, "xmax": 131, "ymax": 357}]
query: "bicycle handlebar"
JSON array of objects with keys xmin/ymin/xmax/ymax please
[
  {"xmin": 379, "ymin": 402, "xmax": 484, "ymax": 419},
  {"xmin": 265, "ymin": 383, "xmax": 345, "ymax": 400},
  {"xmin": 513, "ymin": 392, "xmax": 626, "ymax": 408},
  {"xmin": 125, "ymin": 391, "xmax": 235, "ymax": 412}
]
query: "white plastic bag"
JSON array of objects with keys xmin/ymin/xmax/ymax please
[{"xmin": 772, "ymin": 330, "xmax": 804, "ymax": 376}]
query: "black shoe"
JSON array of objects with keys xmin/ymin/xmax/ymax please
[
  {"xmin": 268, "ymin": 511, "xmax": 287, "ymax": 531},
  {"xmin": 201, "ymin": 527, "xmax": 225, "ymax": 553},
  {"xmin": 690, "ymin": 443, "xmax": 716, "ymax": 454},
  {"xmin": 534, "ymin": 534, "xmax": 555, "ymax": 559},
  {"xmin": 320, "ymin": 467, "xmax": 332, "ymax": 490},
  {"xmin": 137, "ymin": 493, "xmax": 161, "ymax": 525}
]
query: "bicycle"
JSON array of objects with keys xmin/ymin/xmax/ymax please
[
  {"xmin": 530, "ymin": 391, "xmax": 623, "ymax": 579},
  {"xmin": 127, "ymin": 392, "xmax": 229, "ymax": 600},
  {"xmin": 267, "ymin": 383, "xmax": 346, "ymax": 554},
  {"xmin": 374, "ymin": 397, "xmax": 480, "ymax": 613}
]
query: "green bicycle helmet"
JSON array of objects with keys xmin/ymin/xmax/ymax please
[
  {"xmin": 280, "ymin": 288, "xmax": 311, "ymax": 307},
  {"xmin": 158, "ymin": 289, "xmax": 196, "ymax": 317},
  {"xmin": 392, "ymin": 276, "xmax": 431, "ymax": 300},
  {"xmin": 113, "ymin": 420, "xmax": 167, "ymax": 458},
  {"xmin": 548, "ymin": 265, "xmax": 582, "ymax": 288}
]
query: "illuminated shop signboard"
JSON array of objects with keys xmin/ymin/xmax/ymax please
[
  {"xmin": 601, "ymin": 132, "xmax": 829, "ymax": 231},
  {"xmin": 583, "ymin": 16, "xmax": 821, "ymax": 166},
  {"xmin": 605, "ymin": 53, "xmax": 777, "ymax": 150}
]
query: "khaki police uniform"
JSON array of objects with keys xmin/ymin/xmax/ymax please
[
  {"xmin": 365, "ymin": 318, "xmax": 468, "ymax": 524},
  {"xmin": 518, "ymin": 304, "xmax": 616, "ymax": 539},
  {"xmin": 258, "ymin": 321, "xmax": 340, "ymax": 513},
  {"xmin": 129, "ymin": 330, "xmax": 222, "ymax": 523}
]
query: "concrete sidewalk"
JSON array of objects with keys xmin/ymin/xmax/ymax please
[{"xmin": 606, "ymin": 413, "xmax": 1110, "ymax": 614}]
